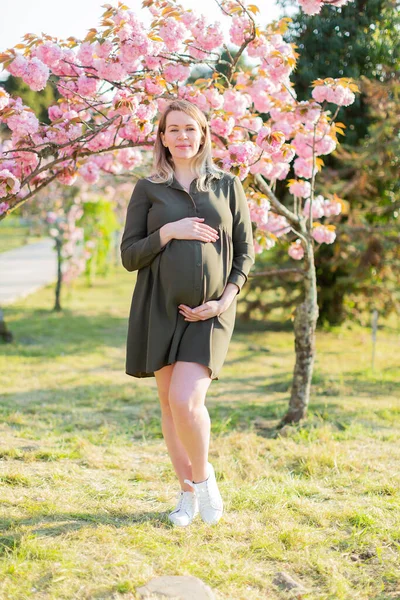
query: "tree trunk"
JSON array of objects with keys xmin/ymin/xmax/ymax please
[
  {"xmin": 0, "ymin": 308, "xmax": 13, "ymax": 343},
  {"xmin": 280, "ymin": 242, "xmax": 319, "ymax": 425},
  {"xmin": 54, "ymin": 237, "xmax": 62, "ymax": 312}
]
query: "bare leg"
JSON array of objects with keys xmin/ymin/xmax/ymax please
[
  {"xmin": 168, "ymin": 361, "xmax": 212, "ymax": 483},
  {"xmin": 154, "ymin": 363, "xmax": 193, "ymax": 492}
]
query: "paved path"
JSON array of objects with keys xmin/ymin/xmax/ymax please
[{"xmin": 0, "ymin": 239, "xmax": 56, "ymax": 305}]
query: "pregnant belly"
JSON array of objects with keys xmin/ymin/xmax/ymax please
[{"xmin": 157, "ymin": 230, "xmax": 233, "ymax": 307}]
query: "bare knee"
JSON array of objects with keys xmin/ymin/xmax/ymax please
[{"xmin": 155, "ymin": 364, "xmax": 175, "ymax": 414}]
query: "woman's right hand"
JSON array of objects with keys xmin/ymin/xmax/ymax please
[{"xmin": 161, "ymin": 217, "xmax": 219, "ymax": 244}]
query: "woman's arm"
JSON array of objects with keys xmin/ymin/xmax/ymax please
[
  {"xmin": 226, "ymin": 175, "xmax": 255, "ymax": 294},
  {"xmin": 120, "ymin": 179, "xmax": 168, "ymax": 272}
]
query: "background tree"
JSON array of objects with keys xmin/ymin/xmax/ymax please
[{"xmin": 0, "ymin": 0, "xmax": 357, "ymax": 423}]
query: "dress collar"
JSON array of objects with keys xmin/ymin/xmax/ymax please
[{"xmin": 170, "ymin": 174, "xmax": 196, "ymax": 192}]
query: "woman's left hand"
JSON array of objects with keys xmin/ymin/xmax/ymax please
[{"xmin": 178, "ymin": 300, "xmax": 222, "ymax": 322}]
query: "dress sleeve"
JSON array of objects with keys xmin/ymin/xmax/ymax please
[
  {"xmin": 120, "ymin": 179, "xmax": 166, "ymax": 272},
  {"xmin": 227, "ymin": 175, "xmax": 255, "ymax": 294}
]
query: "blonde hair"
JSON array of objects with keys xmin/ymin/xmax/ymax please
[{"xmin": 148, "ymin": 99, "xmax": 225, "ymax": 192}]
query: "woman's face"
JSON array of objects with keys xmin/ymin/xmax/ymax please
[{"xmin": 160, "ymin": 111, "xmax": 204, "ymax": 163}]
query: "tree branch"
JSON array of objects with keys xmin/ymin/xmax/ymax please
[{"xmin": 253, "ymin": 173, "xmax": 300, "ymax": 227}]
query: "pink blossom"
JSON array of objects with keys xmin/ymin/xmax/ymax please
[
  {"xmin": 93, "ymin": 58, "xmax": 127, "ymax": 82},
  {"xmin": 46, "ymin": 211, "xmax": 58, "ymax": 224},
  {"xmin": 312, "ymin": 85, "xmax": 327, "ymax": 103},
  {"xmin": 229, "ymin": 16, "xmax": 252, "ymax": 46},
  {"xmin": 249, "ymin": 159, "xmax": 274, "ymax": 179},
  {"xmin": 77, "ymin": 75, "xmax": 99, "ymax": 97},
  {"xmin": 228, "ymin": 141, "xmax": 258, "ymax": 166},
  {"xmin": 223, "ymin": 89, "xmax": 251, "ymax": 118},
  {"xmin": 7, "ymin": 111, "xmax": 39, "ymax": 136},
  {"xmin": 136, "ymin": 101, "xmax": 158, "ymax": 122},
  {"xmin": 34, "ymin": 42, "xmax": 62, "ymax": 68},
  {"xmin": 164, "ymin": 64, "xmax": 190, "ymax": 83},
  {"xmin": 253, "ymin": 239, "xmax": 265, "ymax": 255},
  {"xmin": 331, "ymin": 85, "xmax": 355, "ymax": 106},
  {"xmin": 315, "ymin": 135, "xmax": 336, "ymax": 155},
  {"xmin": 288, "ymin": 179, "xmax": 311, "ymax": 198},
  {"xmin": 22, "ymin": 57, "xmax": 50, "ymax": 91},
  {"xmin": 248, "ymin": 35, "xmax": 272, "ymax": 59},
  {"xmin": 8, "ymin": 54, "xmax": 28, "ymax": 78},
  {"xmin": 159, "ymin": 18, "xmax": 187, "ymax": 52},
  {"xmin": 323, "ymin": 198, "xmax": 342, "ymax": 216},
  {"xmin": 304, "ymin": 195, "xmax": 325, "ymax": 219},
  {"xmin": 0, "ymin": 201, "xmax": 10, "ymax": 215},
  {"xmin": 79, "ymin": 162, "xmax": 100, "ymax": 184},
  {"xmin": 0, "ymin": 169, "xmax": 21, "ymax": 197},
  {"xmin": 288, "ymin": 239, "xmax": 304, "ymax": 260},
  {"xmin": 144, "ymin": 78, "xmax": 165, "ymax": 96},
  {"xmin": 249, "ymin": 197, "xmax": 270, "ymax": 230},
  {"xmin": 0, "ymin": 89, "xmax": 10, "ymax": 111},
  {"xmin": 294, "ymin": 157, "xmax": 314, "ymax": 179},
  {"xmin": 210, "ymin": 116, "xmax": 235, "ymax": 137},
  {"xmin": 312, "ymin": 225, "xmax": 336, "ymax": 244},
  {"xmin": 48, "ymin": 105, "xmax": 63, "ymax": 121},
  {"xmin": 256, "ymin": 126, "xmax": 286, "ymax": 154},
  {"xmin": 95, "ymin": 40, "xmax": 114, "ymax": 59},
  {"xmin": 298, "ymin": 0, "xmax": 323, "ymax": 15},
  {"xmin": 264, "ymin": 213, "xmax": 291, "ymax": 237},
  {"xmin": 51, "ymin": 48, "xmax": 80, "ymax": 77},
  {"xmin": 77, "ymin": 42, "xmax": 95, "ymax": 67},
  {"xmin": 86, "ymin": 129, "xmax": 114, "ymax": 152},
  {"xmin": 240, "ymin": 116, "xmax": 263, "ymax": 133},
  {"xmin": 57, "ymin": 167, "xmax": 77, "ymax": 186},
  {"xmin": 112, "ymin": 90, "xmax": 140, "ymax": 116},
  {"xmin": 118, "ymin": 147, "xmax": 142, "ymax": 169}
]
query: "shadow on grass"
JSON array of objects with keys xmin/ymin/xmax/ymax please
[
  {"xmin": 1, "ymin": 374, "xmax": 398, "ymax": 445},
  {"xmin": 0, "ymin": 510, "xmax": 174, "ymax": 547}
]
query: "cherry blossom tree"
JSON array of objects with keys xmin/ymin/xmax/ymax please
[{"xmin": 0, "ymin": 0, "xmax": 357, "ymax": 423}]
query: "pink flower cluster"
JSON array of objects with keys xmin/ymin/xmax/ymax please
[
  {"xmin": 210, "ymin": 116, "xmax": 235, "ymax": 138},
  {"xmin": 6, "ymin": 110, "xmax": 39, "ymax": 137},
  {"xmin": 292, "ymin": 131, "xmax": 337, "ymax": 159},
  {"xmin": 263, "ymin": 213, "xmax": 291, "ymax": 238},
  {"xmin": 298, "ymin": 0, "xmax": 350, "ymax": 15},
  {"xmin": 0, "ymin": 202, "xmax": 10, "ymax": 215},
  {"xmin": 288, "ymin": 179, "xmax": 311, "ymax": 198},
  {"xmin": 159, "ymin": 18, "xmax": 188, "ymax": 53},
  {"xmin": 256, "ymin": 126, "xmax": 286, "ymax": 154},
  {"xmin": 117, "ymin": 147, "xmax": 142, "ymax": 170},
  {"xmin": 79, "ymin": 162, "xmax": 100, "ymax": 184},
  {"xmin": 288, "ymin": 239, "xmax": 305, "ymax": 260},
  {"xmin": 229, "ymin": 15, "xmax": 253, "ymax": 46},
  {"xmin": 111, "ymin": 89, "xmax": 140, "ymax": 116},
  {"xmin": 222, "ymin": 142, "xmax": 258, "ymax": 178},
  {"xmin": 248, "ymin": 196, "xmax": 270, "ymax": 231},
  {"xmin": 312, "ymin": 224, "xmax": 336, "ymax": 244},
  {"xmin": 0, "ymin": 89, "xmax": 10, "ymax": 111},
  {"xmin": 164, "ymin": 64, "xmax": 190, "ymax": 83},
  {"xmin": 304, "ymin": 195, "xmax": 342, "ymax": 218},
  {"xmin": 0, "ymin": 169, "xmax": 21, "ymax": 198},
  {"xmin": 8, "ymin": 55, "xmax": 50, "ymax": 91},
  {"xmin": 223, "ymin": 89, "xmax": 251, "ymax": 118},
  {"xmin": 312, "ymin": 82, "xmax": 356, "ymax": 106}
]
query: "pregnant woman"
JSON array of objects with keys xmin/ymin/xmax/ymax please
[{"xmin": 120, "ymin": 99, "xmax": 255, "ymax": 527}]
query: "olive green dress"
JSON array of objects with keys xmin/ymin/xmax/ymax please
[{"xmin": 120, "ymin": 172, "xmax": 255, "ymax": 380}]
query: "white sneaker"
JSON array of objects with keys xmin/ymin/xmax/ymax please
[
  {"xmin": 168, "ymin": 490, "xmax": 199, "ymax": 527},
  {"xmin": 184, "ymin": 462, "xmax": 223, "ymax": 525}
]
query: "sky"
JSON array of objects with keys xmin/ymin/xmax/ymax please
[{"xmin": 0, "ymin": 0, "xmax": 286, "ymax": 79}]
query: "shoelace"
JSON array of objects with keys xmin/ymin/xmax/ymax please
[
  {"xmin": 184, "ymin": 478, "xmax": 220, "ymax": 511},
  {"xmin": 171, "ymin": 489, "xmax": 195, "ymax": 515}
]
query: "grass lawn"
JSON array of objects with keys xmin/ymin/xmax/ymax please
[
  {"xmin": 0, "ymin": 267, "xmax": 399, "ymax": 600},
  {"xmin": 0, "ymin": 216, "xmax": 45, "ymax": 254}
]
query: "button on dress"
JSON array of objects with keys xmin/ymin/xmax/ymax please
[{"xmin": 120, "ymin": 172, "xmax": 255, "ymax": 380}]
